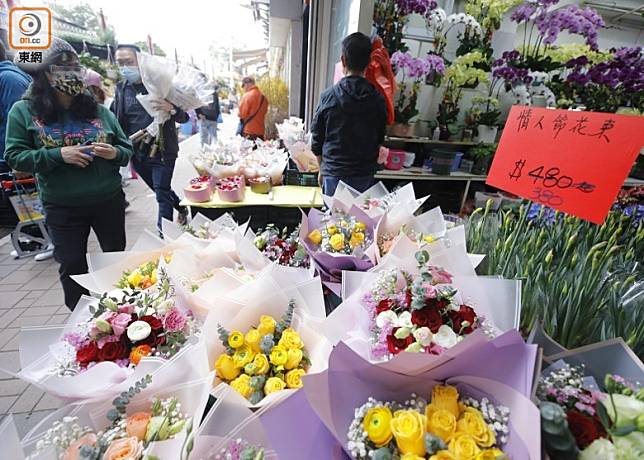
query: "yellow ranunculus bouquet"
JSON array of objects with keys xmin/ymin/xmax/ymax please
[
  {"xmin": 348, "ymin": 385, "xmax": 509, "ymax": 460},
  {"xmin": 116, "ymin": 254, "xmax": 173, "ymax": 290},
  {"xmin": 214, "ymin": 300, "xmax": 310, "ymax": 404}
]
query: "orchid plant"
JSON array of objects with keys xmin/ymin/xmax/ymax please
[
  {"xmin": 374, "ymin": 0, "xmax": 438, "ymax": 55},
  {"xmin": 438, "ymin": 51, "xmax": 489, "ymax": 128},
  {"xmin": 510, "ymin": 0, "xmax": 605, "ymax": 71},
  {"xmin": 391, "ymin": 51, "xmax": 446, "ymax": 124},
  {"xmin": 425, "ymin": 10, "xmax": 482, "ymax": 61}
]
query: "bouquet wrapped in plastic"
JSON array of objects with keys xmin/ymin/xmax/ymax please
[
  {"xmin": 11, "ymin": 288, "xmax": 210, "ymax": 401},
  {"xmin": 162, "ymin": 212, "xmax": 249, "ymax": 255},
  {"xmin": 300, "ymin": 205, "xmax": 377, "ymax": 282},
  {"xmin": 130, "ymin": 52, "xmax": 214, "ymax": 157},
  {"xmin": 535, "ymin": 338, "xmax": 644, "ymax": 459},
  {"xmin": 191, "ymin": 386, "xmax": 277, "ymax": 459},
  {"xmin": 323, "ymin": 182, "xmax": 428, "ymax": 220},
  {"xmin": 259, "ymin": 332, "xmax": 540, "ymax": 459},
  {"xmin": 203, "ymin": 274, "xmax": 331, "ymax": 408},
  {"xmin": 72, "ymin": 231, "xmax": 177, "ymax": 295},
  {"xmin": 276, "ymin": 117, "xmax": 318, "ymax": 173},
  {"xmin": 324, "ymin": 245, "xmax": 522, "ymax": 365},
  {"xmin": 1, "ymin": 374, "xmax": 212, "ymax": 459}
]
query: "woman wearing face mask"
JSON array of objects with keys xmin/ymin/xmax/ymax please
[{"xmin": 4, "ymin": 38, "xmax": 133, "ymax": 310}]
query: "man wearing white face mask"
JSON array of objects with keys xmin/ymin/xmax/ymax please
[{"xmin": 111, "ymin": 44, "xmax": 189, "ymax": 234}]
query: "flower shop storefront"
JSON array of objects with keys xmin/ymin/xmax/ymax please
[{"xmin": 368, "ymin": 0, "xmax": 644, "ymax": 213}]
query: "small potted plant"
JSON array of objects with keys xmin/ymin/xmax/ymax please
[
  {"xmin": 469, "ymin": 143, "xmax": 496, "ymax": 175},
  {"xmin": 390, "ymin": 51, "xmax": 446, "ymax": 137},
  {"xmin": 470, "ymin": 96, "xmax": 501, "ymax": 143}
]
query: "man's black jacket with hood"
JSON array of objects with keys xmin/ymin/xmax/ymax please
[{"xmin": 311, "ymin": 75, "xmax": 387, "ymax": 177}]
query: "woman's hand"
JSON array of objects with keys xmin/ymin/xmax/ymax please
[
  {"xmin": 61, "ymin": 146, "xmax": 94, "ymax": 168},
  {"xmin": 91, "ymin": 143, "xmax": 118, "ymax": 160},
  {"xmin": 152, "ymin": 99, "xmax": 174, "ymax": 113}
]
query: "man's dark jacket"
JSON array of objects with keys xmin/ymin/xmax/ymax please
[
  {"xmin": 196, "ymin": 92, "xmax": 221, "ymax": 121},
  {"xmin": 310, "ymin": 75, "xmax": 386, "ymax": 177}
]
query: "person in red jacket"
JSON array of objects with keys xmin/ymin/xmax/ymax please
[{"xmin": 237, "ymin": 76, "xmax": 268, "ymax": 140}]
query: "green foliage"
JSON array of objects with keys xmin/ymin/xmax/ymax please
[
  {"xmin": 79, "ymin": 52, "xmax": 107, "ymax": 78},
  {"xmin": 467, "ymin": 204, "xmax": 644, "ymax": 354},
  {"xmin": 134, "ymin": 41, "xmax": 167, "ymax": 57},
  {"xmin": 468, "ymin": 143, "xmax": 496, "ymax": 160}
]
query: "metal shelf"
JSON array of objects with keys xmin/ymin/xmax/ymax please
[{"xmin": 384, "ymin": 136, "xmax": 486, "ymax": 147}]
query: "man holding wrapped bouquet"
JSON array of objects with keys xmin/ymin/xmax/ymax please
[
  {"xmin": 111, "ymin": 44, "xmax": 188, "ymax": 232},
  {"xmin": 311, "ymin": 32, "xmax": 387, "ymax": 196}
]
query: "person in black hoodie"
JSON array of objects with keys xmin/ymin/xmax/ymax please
[
  {"xmin": 195, "ymin": 80, "xmax": 220, "ymax": 146},
  {"xmin": 311, "ymin": 32, "xmax": 387, "ymax": 196},
  {"xmin": 111, "ymin": 44, "xmax": 188, "ymax": 232}
]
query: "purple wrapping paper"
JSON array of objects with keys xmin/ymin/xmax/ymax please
[
  {"xmin": 260, "ymin": 331, "xmax": 540, "ymax": 459},
  {"xmin": 300, "ymin": 206, "xmax": 377, "ymax": 283}
]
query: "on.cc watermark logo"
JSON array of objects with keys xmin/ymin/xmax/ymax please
[{"xmin": 9, "ymin": 7, "xmax": 52, "ymax": 50}]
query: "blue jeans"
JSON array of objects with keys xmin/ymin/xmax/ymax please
[
  {"xmin": 322, "ymin": 175, "xmax": 375, "ymax": 196},
  {"xmin": 199, "ymin": 119, "xmax": 218, "ymax": 145},
  {"xmin": 131, "ymin": 155, "xmax": 182, "ymax": 231}
]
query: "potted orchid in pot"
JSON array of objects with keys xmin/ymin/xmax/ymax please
[
  {"xmin": 390, "ymin": 51, "xmax": 446, "ymax": 137},
  {"xmin": 468, "ymin": 95, "xmax": 501, "ymax": 144},
  {"xmin": 436, "ymin": 51, "xmax": 489, "ymax": 141}
]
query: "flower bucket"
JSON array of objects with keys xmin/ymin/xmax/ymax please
[
  {"xmin": 388, "ymin": 122, "xmax": 415, "ymax": 138},
  {"xmin": 430, "ymin": 149, "xmax": 456, "ymax": 175},
  {"xmin": 475, "ymin": 124, "xmax": 498, "ymax": 143}
]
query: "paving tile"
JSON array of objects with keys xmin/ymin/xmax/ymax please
[
  {"xmin": 0, "ymin": 395, "xmax": 18, "ymax": 413},
  {"xmin": 0, "ymin": 283, "xmax": 22, "ymax": 293},
  {"xmin": 47, "ymin": 314, "xmax": 70, "ymax": 325},
  {"xmin": 0, "ymin": 266, "xmax": 15, "ymax": 278},
  {"xmin": 9, "ymin": 315, "xmax": 52, "ymax": 328},
  {"xmin": 31, "ymin": 289, "xmax": 64, "ymax": 307},
  {"xmin": 34, "ymin": 392, "xmax": 62, "ymax": 411},
  {"xmin": 9, "ymin": 298, "xmax": 35, "ymax": 310},
  {"xmin": 9, "ymin": 384, "xmax": 43, "ymax": 413},
  {"xmin": 1, "ymin": 332, "xmax": 20, "ymax": 352},
  {"xmin": 0, "ymin": 329, "xmax": 19, "ymax": 349},
  {"xmin": 57, "ymin": 305, "xmax": 72, "ymax": 314},
  {"xmin": 24, "ymin": 290, "xmax": 47, "ymax": 300},
  {"xmin": 0, "ymin": 291, "xmax": 26, "ymax": 309},
  {"xmin": 20, "ymin": 306, "xmax": 61, "ymax": 318},
  {"xmin": 0, "ymin": 308, "xmax": 25, "ymax": 324},
  {"xmin": 0, "ymin": 378, "xmax": 28, "ymax": 396},
  {"xmin": 11, "ymin": 409, "xmax": 57, "ymax": 437},
  {"xmin": 1, "ymin": 270, "xmax": 40, "ymax": 285},
  {"xmin": 0, "ymin": 351, "xmax": 20, "ymax": 373},
  {"xmin": 19, "ymin": 275, "xmax": 58, "ymax": 290}
]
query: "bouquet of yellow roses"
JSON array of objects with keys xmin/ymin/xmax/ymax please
[
  {"xmin": 214, "ymin": 300, "xmax": 310, "ymax": 404},
  {"xmin": 348, "ymin": 384, "xmax": 509, "ymax": 459},
  {"xmin": 204, "ymin": 275, "xmax": 331, "ymax": 408}
]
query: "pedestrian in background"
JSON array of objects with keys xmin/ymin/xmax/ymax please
[
  {"xmin": 237, "ymin": 76, "xmax": 267, "ymax": 140},
  {"xmin": 111, "ymin": 44, "xmax": 188, "ymax": 232},
  {"xmin": 196, "ymin": 80, "xmax": 221, "ymax": 146}
]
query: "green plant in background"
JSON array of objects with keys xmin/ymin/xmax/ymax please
[
  {"xmin": 468, "ymin": 143, "xmax": 496, "ymax": 160},
  {"xmin": 468, "ymin": 95, "xmax": 501, "ymax": 127},
  {"xmin": 467, "ymin": 202, "xmax": 644, "ymax": 355},
  {"xmin": 257, "ymin": 75, "xmax": 289, "ymax": 140},
  {"xmin": 79, "ymin": 52, "xmax": 108, "ymax": 78}
]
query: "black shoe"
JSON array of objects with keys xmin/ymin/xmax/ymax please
[{"xmin": 176, "ymin": 207, "xmax": 188, "ymax": 225}]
